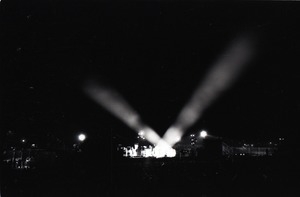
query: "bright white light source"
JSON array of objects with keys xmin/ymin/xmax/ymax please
[
  {"xmin": 78, "ymin": 134, "xmax": 86, "ymax": 142},
  {"xmin": 143, "ymin": 148, "xmax": 152, "ymax": 157},
  {"xmin": 138, "ymin": 130, "xmax": 145, "ymax": 137},
  {"xmin": 166, "ymin": 148, "xmax": 176, "ymax": 157},
  {"xmin": 21, "ymin": 139, "xmax": 26, "ymax": 143},
  {"xmin": 200, "ymin": 130, "xmax": 207, "ymax": 138},
  {"xmin": 153, "ymin": 140, "xmax": 176, "ymax": 158}
]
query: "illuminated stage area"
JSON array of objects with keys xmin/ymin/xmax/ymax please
[
  {"xmin": 115, "ymin": 133, "xmax": 280, "ymax": 159},
  {"xmin": 120, "ymin": 144, "xmax": 176, "ymax": 158}
]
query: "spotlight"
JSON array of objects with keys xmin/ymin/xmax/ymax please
[
  {"xmin": 84, "ymin": 81, "xmax": 162, "ymax": 145},
  {"xmin": 162, "ymin": 34, "xmax": 256, "ymax": 146},
  {"xmin": 200, "ymin": 130, "xmax": 207, "ymax": 138},
  {"xmin": 78, "ymin": 134, "xmax": 86, "ymax": 142}
]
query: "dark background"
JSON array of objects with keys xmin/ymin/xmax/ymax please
[{"xmin": 1, "ymin": 1, "xmax": 300, "ymax": 147}]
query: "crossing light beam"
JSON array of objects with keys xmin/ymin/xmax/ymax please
[
  {"xmin": 84, "ymin": 81, "xmax": 162, "ymax": 146},
  {"xmin": 162, "ymin": 34, "xmax": 257, "ymax": 147}
]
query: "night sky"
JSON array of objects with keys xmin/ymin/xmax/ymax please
[{"xmin": 2, "ymin": 1, "xmax": 300, "ymax": 146}]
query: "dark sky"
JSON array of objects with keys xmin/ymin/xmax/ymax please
[{"xmin": 1, "ymin": 1, "xmax": 300, "ymax": 145}]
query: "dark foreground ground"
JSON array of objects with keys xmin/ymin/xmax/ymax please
[{"xmin": 2, "ymin": 154, "xmax": 300, "ymax": 197}]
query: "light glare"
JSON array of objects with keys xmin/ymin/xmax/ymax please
[
  {"xmin": 78, "ymin": 134, "xmax": 86, "ymax": 142},
  {"xmin": 153, "ymin": 140, "xmax": 176, "ymax": 158},
  {"xmin": 200, "ymin": 130, "xmax": 207, "ymax": 138},
  {"xmin": 138, "ymin": 130, "xmax": 145, "ymax": 136}
]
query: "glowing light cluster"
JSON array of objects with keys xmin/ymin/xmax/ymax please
[
  {"xmin": 121, "ymin": 143, "xmax": 176, "ymax": 158},
  {"xmin": 153, "ymin": 140, "xmax": 176, "ymax": 158}
]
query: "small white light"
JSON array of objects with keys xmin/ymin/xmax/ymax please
[
  {"xmin": 200, "ymin": 131, "xmax": 207, "ymax": 138},
  {"xmin": 138, "ymin": 130, "xmax": 145, "ymax": 136},
  {"xmin": 78, "ymin": 134, "xmax": 86, "ymax": 142},
  {"xmin": 21, "ymin": 139, "xmax": 26, "ymax": 143}
]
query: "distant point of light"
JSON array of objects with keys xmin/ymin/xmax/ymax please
[
  {"xmin": 137, "ymin": 134, "xmax": 145, "ymax": 140},
  {"xmin": 31, "ymin": 144, "xmax": 36, "ymax": 147},
  {"xmin": 200, "ymin": 130, "xmax": 207, "ymax": 138},
  {"xmin": 78, "ymin": 134, "xmax": 86, "ymax": 142},
  {"xmin": 21, "ymin": 139, "xmax": 26, "ymax": 143},
  {"xmin": 138, "ymin": 130, "xmax": 145, "ymax": 137}
]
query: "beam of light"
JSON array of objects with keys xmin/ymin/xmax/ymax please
[
  {"xmin": 84, "ymin": 82, "xmax": 176, "ymax": 157},
  {"xmin": 84, "ymin": 81, "xmax": 162, "ymax": 146},
  {"xmin": 162, "ymin": 35, "xmax": 257, "ymax": 147}
]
